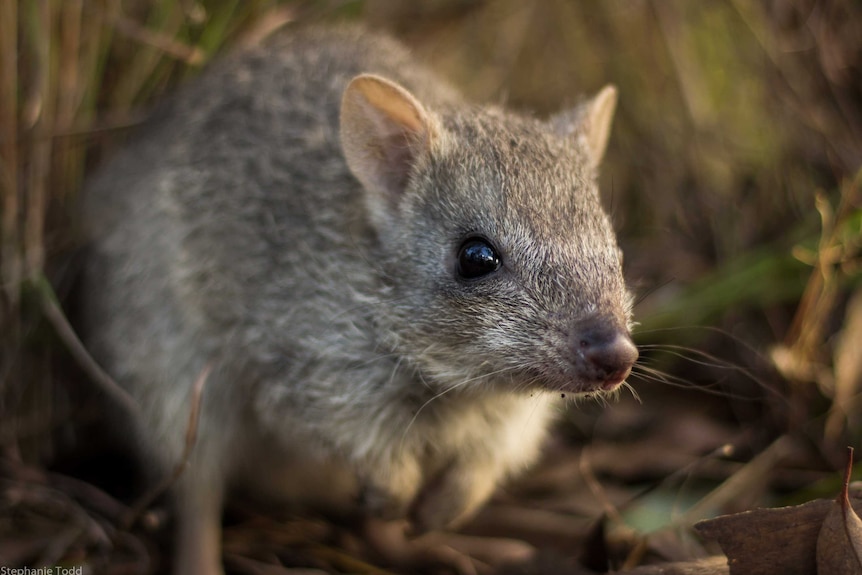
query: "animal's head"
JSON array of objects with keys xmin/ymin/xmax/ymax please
[{"xmin": 340, "ymin": 75, "xmax": 636, "ymax": 396}]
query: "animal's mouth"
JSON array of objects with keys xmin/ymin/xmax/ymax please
[
  {"xmin": 555, "ymin": 373, "xmax": 628, "ymax": 395},
  {"xmin": 595, "ymin": 363, "xmax": 634, "ymax": 391},
  {"xmin": 512, "ymin": 365, "xmax": 631, "ymax": 396}
]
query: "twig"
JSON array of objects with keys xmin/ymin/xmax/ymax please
[
  {"xmin": 111, "ymin": 12, "xmax": 206, "ymax": 65},
  {"xmin": 674, "ymin": 435, "xmax": 794, "ymax": 528},
  {"xmin": 36, "ymin": 276, "xmax": 139, "ymax": 415},
  {"xmin": 0, "ymin": 0, "xmax": 20, "ymax": 311},
  {"xmin": 14, "ymin": 109, "xmax": 148, "ymax": 143},
  {"xmin": 579, "ymin": 446, "xmax": 624, "ymax": 524},
  {"xmin": 121, "ymin": 363, "xmax": 211, "ymax": 529},
  {"xmin": 0, "ymin": 458, "xmax": 154, "ymax": 569},
  {"xmin": 234, "ymin": 5, "xmax": 296, "ymax": 50}
]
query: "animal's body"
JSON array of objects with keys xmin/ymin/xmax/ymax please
[{"xmin": 81, "ymin": 26, "xmax": 637, "ymax": 574}]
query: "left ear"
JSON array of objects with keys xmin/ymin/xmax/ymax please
[
  {"xmin": 551, "ymin": 84, "xmax": 618, "ymax": 169},
  {"xmin": 340, "ymin": 74, "xmax": 436, "ymax": 216}
]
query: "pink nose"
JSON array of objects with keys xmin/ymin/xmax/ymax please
[{"xmin": 574, "ymin": 322, "xmax": 638, "ymax": 387}]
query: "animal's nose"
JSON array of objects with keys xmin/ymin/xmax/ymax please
[{"xmin": 573, "ymin": 322, "xmax": 638, "ymax": 389}]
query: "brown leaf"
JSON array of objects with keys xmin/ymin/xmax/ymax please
[
  {"xmin": 695, "ymin": 497, "xmax": 862, "ymax": 575},
  {"xmin": 817, "ymin": 448, "xmax": 862, "ymax": 574}
]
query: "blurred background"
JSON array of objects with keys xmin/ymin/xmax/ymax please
[{"xmin": 1, "ymin": 0, "xmax": 860, "ymax": 572}]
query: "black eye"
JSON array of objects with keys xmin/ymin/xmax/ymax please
[{"xmin": 457, "ymin": 237, "xmax": 501, "ymax": 279}]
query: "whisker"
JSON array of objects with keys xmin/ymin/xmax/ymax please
[
  {"xmin": 630, "ymin": 364, "xmax": 763, "ymax": 402},
  {"xmin": 520, "ymin": 385, "xmax": 553, "ymax": 438},
  {"xmin": 634, "ymin": 324, "xmax": 780, "ymax": 371},
  {"xmin": 635, "ymin": 341, "xmax": 785, "ymax": 402},
  {"xmin": 638, "ymin": 343, "xmax": 749, "ymax": 371},
  {"xmin": 632, "ymin": 277, "xmax": 676, "ymax": 308},
  {"xmin": 398, "ymin": 363, "xmax": 524, "ymax": 452},
  {"xmin": 620, "ymin": 380, "xmax": 641, "ymax": 404}
]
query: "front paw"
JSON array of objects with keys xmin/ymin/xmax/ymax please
[
  {"xmin": 357, "ymin": 458, "xmax": 422, "ymax": 521},
  {"xmin": 359, "ymin": 482, "xmax": 413, "ymax": 521},
  {"xmin": 410, "ymin": 461, "xmax": 499, "ymax": 532},
  {"xmin": 362, "ymin": 517, "xmax": 479, "ymax": 575}
]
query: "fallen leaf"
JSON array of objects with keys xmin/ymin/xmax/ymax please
[
  {"xmin": 695, "ymin": 497, "xmax": 862, "ymax": 575},
  {"xmin": 817, "ymin": 447, "xmax": 862, "ymax": 574}
]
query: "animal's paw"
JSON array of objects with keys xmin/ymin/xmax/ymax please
[
  {"xmin": 363, "ymin": 517, "xmax": 480, "ymax": 575},
  {"xmin": 359, "ymin": 482, "xmax": 413, "ymax": 521},
  {"xmin": 362, "ymin": 516, "xmax": 535, "ymax": 575},
  {"xmin": 409, "ymin": 460, "xmax": 500, "ymax": 532},
  {"xmin": 357, "ymin": 458, "xmax": 422, "ymax": 521}
]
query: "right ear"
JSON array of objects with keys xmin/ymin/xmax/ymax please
[
  {"xmin": 550, "ymin": 84, "xmax": 618, "ymax": 170},
  {"xmin": 340, "ymin": 74, "xmax": 436, "ymax": 220}
]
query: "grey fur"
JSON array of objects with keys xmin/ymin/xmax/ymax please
[{"xmin": 80, "ymin": 26, "xmax": 634, "ymax": 574}]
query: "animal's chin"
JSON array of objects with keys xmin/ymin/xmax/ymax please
[
  {"xmin": 521, "ymin": 379, "xmax": 617, "ymax": 397},
  {"xmin": 513, "ymin": 368, "xmax": 628, "ymax": 396},
  {"xmin": 426, "ymin": 364, "xmax": 627, "ymax": 397},
  {"xmin": 561, "ymin": 378, "xmax": 623, "ymax": 395}
]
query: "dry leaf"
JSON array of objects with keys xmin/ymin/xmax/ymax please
[
  {"xmin": 696, "ymin": 497, "xmax": 862, "ymax": 575},
  {"xmin": 816, "ymin": 448, "xmax": 862, "ymax": 574}
]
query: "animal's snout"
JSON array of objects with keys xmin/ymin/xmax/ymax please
[{"xmin": 572, "ymin": 320, "xmax": 638, "ymax": 390}]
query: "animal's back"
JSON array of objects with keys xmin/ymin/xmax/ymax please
[{"xmin": 82, "ymin": 27, "xmax": 458, "ymax": 402}]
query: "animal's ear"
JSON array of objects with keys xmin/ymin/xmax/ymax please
[
  {"xmin": 551, "ymin": 84, "xmax": 618, "ymax": 169},
  {"xmin": 583, "ymin": 85, "xmax": 618, "ymax": 168},
  {"xmin": 340, "ymin": 74, "xmax": 436, "ymax": 218}
]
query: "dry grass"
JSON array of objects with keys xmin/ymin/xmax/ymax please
[{"xmin": 1, "ymin": 0, "xmax": 303, "ymax": 459}]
